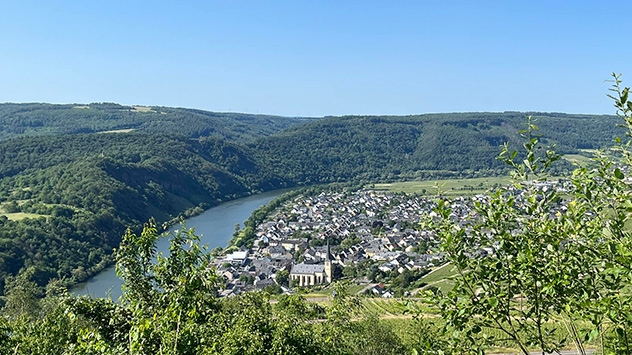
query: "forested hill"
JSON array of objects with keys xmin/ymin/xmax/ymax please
[
  {"xmin": 0, "ymin": 102, "xmax": 315, "ymax": 142},
  {"xmin": 0, "ymin": 134, "xmax": 288, "ymax": 290},
  {"xmin": 252, "ymin": 112, "xmax": 621, "ymax": 183},
  {"xmin": 0, "ymin": 107, "xmax": 623, "ymax": 292}
]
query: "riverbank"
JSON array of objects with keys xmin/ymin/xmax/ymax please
[{"xmin": 72, "ymin": 188, "xmax": 293, "ymax": 299}]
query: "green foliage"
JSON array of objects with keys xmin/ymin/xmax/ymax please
[
  {"xmin": 0, "ymin": 222, "xmax": 410, "ymax": 354},
  {"xmin": 425, "ymin": 74, "xmax": 632, "ymax": 354},
  {"xmin": 345, "ymin": 314, "xmax": 408, "ymax": 355},
  {"xmin": 253, "ymin": 112, "xmax": 616, "ymax": 183},
  {"xmin": 0, "ymin": 102, "xmax": 314, "ymax": 142},
  {"xmin": 0, "ymin": 90, "xmax": 629, "ymax": 353},
  {"xmin": 275, "ymin": 269, "xmax": 290, "ymax": 287},
  {"xmin": 0, "ymin": 133, "xmax": 286, "ymax": 292},
  {"xmin": 0, "ymin": 107, "xmax": 620, "ymax": 293},
  {"xmin": 3, "ymin": 201, "xmax": 19, "ymax": 213},
  {"xmin": 340, "ymin": 235, "xmax": 362, "ymax": 250},
  {"xmin": 1, "ymin": 267, "xmax": 43, "ymax": 319}
]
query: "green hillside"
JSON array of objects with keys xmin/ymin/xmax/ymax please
[
  {"xmin": 0, "ymin": 105, "xmax": 630, "ymax": 354},
  {"xmin": 0, "ymin": 102, "xmax": 315, "ymax": 142},
  {"xmin": 0, "ymin": 107, "xmax": 624, "ymax": 293},
  {"xmin": 253, "ymin": 112, "xmax": 620, "ymax": 183},
  {"xmin": 0, "ymin": 134, "xmax": 287, "ymax": 291}
]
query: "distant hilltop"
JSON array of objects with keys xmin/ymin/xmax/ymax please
[{"xmin": 0, "ymin": 102, "xmax": 316, "ymax": 142}]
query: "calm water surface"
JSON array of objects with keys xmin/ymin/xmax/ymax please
[{"xmin": 72, "ymin": 189, "xmax": 289, "ymax": 299}]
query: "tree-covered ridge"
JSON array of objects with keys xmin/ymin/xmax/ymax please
[
  {"xmin": 252, "ymin": 112, "xmax": 620, "ymax": 183},
  {"xmin": 0, "ymin": 108, "xmax": 623, "ymax": 295},
  {"xmin": 0, "ymin": 133, "xmax": 289, "ymax": 292},
  {"xmin": 0, "ymin": 102, "xmax": 315, "ymax": 142},
  {"xmin": 2, "ymin": 86, "xmax": 632, "ymax": 353}
]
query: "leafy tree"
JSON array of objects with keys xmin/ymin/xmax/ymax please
[
  {"xmin": 426, "ymin": 74, "xmax": 632, "ymax": 354},
  {"xmin": 263, "ymin": 284, "xmax": 282, "ymax": 295},
  {"xmin": 3, "ymin": 201, "xmax": 19, "ymax": 213},
  {"xmin": 42, "ymin": 221, "xmax": 358, "ymax": 354},
  {"xmin": 340, "ymin": 236, "xmax": 361, "ymax": 250},
  {"xmin": 275, "ymin": 270, "xmax": 290, "ymax": 287},
  {"xmin": 342, "ymin": 265, "xmax": 357, "ymax": 278},
  {"xmin": 1, "ymin": 268, "xmax": 42, "ymax": 320}
]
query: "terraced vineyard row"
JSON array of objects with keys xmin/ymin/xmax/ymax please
[{"xmin": 361, "ymin": 298, "xmax": 414, "ymax": 316}]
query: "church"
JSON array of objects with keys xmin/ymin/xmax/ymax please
[{"xmin": 290, "ymin": 239, "xmax": 333, "ymax": 287}]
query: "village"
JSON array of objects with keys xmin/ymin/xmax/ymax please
[{"xmin": 212, "ymin": 179, "xmax": 574, "ymax": 298}]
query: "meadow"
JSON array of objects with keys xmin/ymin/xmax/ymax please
[{"xmin": 372, "ymin": 176, "xmax": 513, "ymax": 196}]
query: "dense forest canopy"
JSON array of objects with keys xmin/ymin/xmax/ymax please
[
  {"xmin": 0, "ymin": 105, "xmax": 623, "ymax": 293},
  {"xmin": 252, "ymin": 112, "xmax": 619, "ymax": 182},
  {"xmin": 0, "ymin": 103, "xmax": 316, "ymax": 142},
  {"xmin": 0, "ymin": 133, "xmax": 289, "ymax": 292}
]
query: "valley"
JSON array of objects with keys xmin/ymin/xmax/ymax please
[
  {"xmin": 0, "ymin": 105, "xmax": 620, "ymax": 293},
  {"xmin": 4, "ymin": 3, "xmax": 629, "ymax": 353},
  {"xmin": 0, "ymin": 102, "xmax": 627, "ymax": 354}
]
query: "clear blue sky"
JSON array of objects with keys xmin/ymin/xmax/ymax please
[{"xmin": 1, "ymin": 1, "xmax": 629, "ymax": 117}]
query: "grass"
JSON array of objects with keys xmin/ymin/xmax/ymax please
[
  {"xmin": 377, "ymin": 316, "xmax": 598, "ymax": 353},
  {"xmin": 1, "ymin": 212, "xmax": 49, "ymax": 221},
  {"xmin": 579, "ymin": 148, "xmax": 623, "ymax": 163},
  {"xmin": 0, "ymin": 201, "xmax": 64, "ymax": 220},
  {"xmin": 360, "ymin": 298, "xmax": 413, "ymax": 317},
  {"xmin": 305, "ymin": 283, "xmax": 368, "ymax": 297},
  {"xmin": 415, "ymin": 263, "xmax": 458, "ymax": 294},
  {"xmin": 131, "ymin": 106, "xmax": 154, "ymax": 113},
  {"xmin": 372, "ymin": 176, "xmax": 513, "ymax": 197},
  {"xmin": 97, "ymin": 128, "xmax": 136, "ymax": 134},
  {"xmin": 563, "ymin": 154, "xmax": 592, "ymax": 164},
  {"xmin": 347, "ymin": 284, "xmax": 368, "ymax": 294},
  {"xmin": 425, "ymin": 279, "xmax": 455, "ymax": 293},
  {"xmin": 420, "ymin": 263, "xmax": 457, "ymax": 284}
]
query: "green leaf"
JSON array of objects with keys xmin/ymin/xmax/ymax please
[
  {"xmin": 488, "ymin": 297, "xmax": 498, "ymax": 308},
  {"xmin": 615, "ymin": 168, "xmax": 624, "ymax": 179},
  {"xmin": 524, "ymin": 159, "xmax": 531, "ymax": 170}
]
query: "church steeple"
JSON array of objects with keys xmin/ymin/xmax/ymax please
[{"xmin": 324, "ymin": 237, "xmax": 332, "ymax": 283}]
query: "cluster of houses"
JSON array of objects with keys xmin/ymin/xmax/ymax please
[{"xmin": 212, "ymin": 180, "xmax": 574, "ymax": 297}]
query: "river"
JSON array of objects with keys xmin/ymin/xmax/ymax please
[{"xmin": 72, "ymin": 189, "xmax": 289, "ymax": 300}]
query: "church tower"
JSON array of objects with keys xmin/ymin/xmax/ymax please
[{"xmin": 324, "ymin": 237, "xmax": 332, "ymax": 283}]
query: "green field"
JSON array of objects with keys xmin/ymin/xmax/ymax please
[
  {"xmin": 420, "ymin": 263, "xmax": 457, "ymax": 284},
  {"xmin": 418, "ymin": 263, "xmax": 458, "ymax": 293},
  {"xmin": 425, "ymin": 279, "xmax": 455, "ymax": 294},
  {"xmin": 0, "ymin": 212, "xmax": 49, "ymax": 221},
  {"xmin": 372, "ymin": 176, "xmax": 513, "ymax": 196},
  {"xmin": 578, "ymin": 148, "xmax": 623, "ymax": 163},
  {"xmin": 361, "ymin": 298, "xmax": 411, "ymax": 316},
  {"xmin": 562, "ymin": 154, "xmax": 592, "ymax": 164},
  {"xmin": 305, "ymin": 284, "xmax": 367, "ymax": 297},
  {"xmin": 0, "ymin": 201, "xmax": 73, "ymax": 221},
  {"xmin": 97, "ymin": 128, "xmax": 136, "ymax": 134}
]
